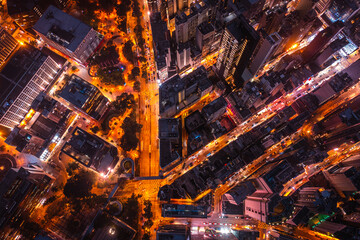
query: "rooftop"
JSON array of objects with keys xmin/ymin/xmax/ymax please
[
  {"xmin": 159, "ymin": 118, "xmax": 181, "ymax": 169},
  {"xmin": 226, "ymin": 15, "xmax": 259, "ymax": 43},
  {"xmin": 58, "ymin": 74, "xmax": 108, "ymax": 120},
  {"xmin": 157, "ymin": 225, "xmax": 189, "ymax": 240},
  {"xmin": 202, "ymin": 96, "xmax": 227, "ymax": 121},
  {"xmin": 198, "ymin": 22, "xmax": 214, "ymax": 35},
  {"xmin": 185, "ymin": 110, "xmax": 206, "ymax": 132},
  {"xmin": 33, "ymin": 5, "xmax": 92, "ymax": 51},
  {"xmin": 62, "ymin": 127, "xmax": 118, "ymax": 173},
  {"xmin": 159, "ymin": 118, "xmax": 180, "ymax": 139},
  {"xmin": 159, "ymin": 66, "xmax": 212, "ymax": 115}
]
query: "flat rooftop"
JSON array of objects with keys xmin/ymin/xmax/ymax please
[
  {"xmin": 33, "ymin": 5, "xmax": 92, "ymax": 51},
  {"xmin": 59, "ymin": 74, "xmax": 108, "ymax": 119},
  {"xmin": 59, "ymin": 75, "xmax": 93, "ymax": 109},
  {"xmin": 62, "ymin": 127, "xmax": 118, "ymax": 173}
]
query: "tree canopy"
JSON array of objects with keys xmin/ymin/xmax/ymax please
[
  {"xmin": 120, "ymin": 113, "xmax": 142, "ymax": 152},
  {"xmin": 123, "ymin": 40, "xmax": 135, "ymax": 64},
  {"xmin": 112, "ymin": 93, "xmax": 136, "ymax": 113},
  {"xmin": 133, "ymin": 81, "xmax": 140, "ymax": 92},
  {"xmin": 97, "ymin": 67, "xmax": 125, "ymax": 86},
  {"xmin": 120, "ymin": 194, "xmax": 139, "ymax": 228},
  {"xmin": 63, "ymin": 170, "xmax": 95, "ymax": 199}
]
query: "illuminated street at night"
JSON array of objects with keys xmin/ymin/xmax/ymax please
[{"xmin": 0, "ymin": 0, "xmax": 360, "ymax": 239}]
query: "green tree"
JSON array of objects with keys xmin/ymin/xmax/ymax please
[
  {"xmin": 120, "ymin": 115, "xmax": 142, "ymax": 152},
  {"xmin": 117, "ymin": 19, "xmax": 127, "ymax": 32},
  {"xmin": 133, "ymin": 81, "xmax": 140, "ymax": 92},
  {"xmin": 123, "ymin": 40, "xmax": 135, "ymax": 63},
  {"xmin": 45, "ymin": 200, "xmax": 66, "ymax": 222},
  {"xmin": 66, "ymin": 162, "xmax": 80, "ymax": 176},
  {"xmin": 63, "ymin": 170, "xmax": 95, "ymax": 199},
  {"xmin": 143, "ymin": 200, "xmax": 153, "ymax": 219},
  {"xmin": 121, "ymin": 117, "xmax": 142, "ymax": 133},
  {"xmin": 90, "ymin": 126, "xmax": 100, "ymax": 134},
  {"xmin": 131, "ymin": 67, "xmax": 140, "ymax": 77},
  {"xmin": 44, "ymin": 195, "xmax": 57, "ymax": 205},
  {"xmin": 121, "ymin": 194, "xmax": 139, "ymax": 228},
  {"xmin": 132, "ymin": 0, "xmax": 142, "ymax": 18},
  {"xmin": 142, "ymin": 232, "xmax": 151, "ymax": 240},
  {"xmin": 143, "ymin": 219, "xmax": 153, "ymax": 229},
  {"xmin": 141, "ymin": 70, "xmax": 148, "ymax": 79},
  {"xmin": 97, "ymin": 68, "xmax": 125, "ymax": 86},
  {"xmin": 138, "ymin": 56, "xmax": 147, "ymax": 63},
  {"xmin": 116, "ymin": 0, "xmax": 132, "ymax": 17},
  {"xmin": 120, "ymin": 132, "xmax": 139, "ymax": 152},
  {"xmin": 98, "ymin": 0, "xmax": 117, "ymax": 13},
  {"xmin": 29, "ymin": 40, "xmax": 38, "ymax": 47},
  {"xmin": 112, "ymin": 93, "xmax": 136, "ymax": 113}
]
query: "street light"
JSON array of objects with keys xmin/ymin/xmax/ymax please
[{"xmin": 109, "ymin": 226, "xmax": 116, "ymax": 235}]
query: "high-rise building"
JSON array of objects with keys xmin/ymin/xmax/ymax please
[
  {"xmin": 324, "ymin": 166, "xmax": 360, "ymax": 197},
  {"xmin": 167, "ymin": 0, "xmax": 177, "ymax": 19},
  {"xmin": 243, "ymin": 178, "xmax": 294, "ymax": 224},
  {"xmin": 33, "ymin": 5, "xmax": 104, "ymax": 65},
  {"xmin": 58, "ymin": 75, "xmax": 109, "ymax": 120},
  {"xmin": 221, "ymin": 181, "xmax": 257, "ymax": 215},
  {"xmin": 177, "ymin": 0, "xmax": 189, "ymax": 12},
  {"xmin": 216, "ymin": 15, "xmax": 259, "ymax": 88},
  {"xmin": 249, "ymin": 32, "xmax": 282, "ymax": 76},
  {"xmin": 296, "ymin": 187, "xmax": 337, "ymax": 214},
  {"xmin": 314, "ymin": 37, "xmax": 348, "ymax": 68},
  {"xmin": 0, "ymin": 28, "xmax": 18, "ymax": 68},
  {"xmin": 148, "ymin": 0, "xmax": 160, "ymax": 13},
  {"xmin": 151, "ymin": 13, "xmax": 171, "ymax": 81},
  {"xmin": 313, "ymin": 0, "xmax": 332, "ymax": 16},
  {"xmin": 176, "ymin": 42, "xmax": 192, "ymax": 71},
  {"xmin": 0, "ymin": 165, "xmax": 54, "ymax": 231},
  {"xmin": 175, "ymin": 3, "xmax": 211, "ymax": 44},
  {"xmin": 301, "ymin": 21, "xmax": 344, "ymax": 63},
  {"xmin": 314, "ymin": 221, "xmax": 358, "ymax": 239},
  {"xmin": 196, "ymin": 22, "xmax": 215, "ymax": 57},
  {"xmin": 243, "ymin": 178, "xmax": 274, "ymax": 223},
  {"xmin": 321, "ymin": 0, "xmax": 360, "ymax": 24},
  {"xmin": 0, "ymin": 44, "xmax": 59, "ymax": 129}
]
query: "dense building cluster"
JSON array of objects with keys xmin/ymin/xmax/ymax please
[{"xmin": 0, "ymin": 0, "xmax": 360, "ymax": 239}]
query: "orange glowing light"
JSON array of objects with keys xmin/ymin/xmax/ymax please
[
  {"xmin": 288, "ymin": 43, "xmax": 299, "ymax": 51},
  {"xmin": 25, "ymin": 109, "xmax": 35, "ymax": 120},
  {"xmin": 20, "ymin": 120, "xmax": 26, "ymax": 127}
]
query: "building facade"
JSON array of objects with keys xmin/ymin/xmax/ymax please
[
  {"xmin": 249, "ymin": 32, "xmax": 282, "ymax": 76},
  {"xmin": 0, "ymin": 45, "xmax": 59, "ymax": 129},
  {"xmin": 0, "ymin": 28, "xmax": 18, "ymax": 68},
  {"xmin": 216, "ymin": 15, "xmax": 259, "ymax": 88}
]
